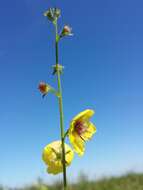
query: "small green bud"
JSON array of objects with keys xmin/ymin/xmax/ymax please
[
  {"xmin": 44, "ymin": 8, "xmax": 61, "ymax": 23},
  {"xmin": 54, "ymin": 8, "xmax": 61, "ymax": 18},
  {"xmin": 52, "ymin": 64, "xmax": 64, "ymax": 75}
]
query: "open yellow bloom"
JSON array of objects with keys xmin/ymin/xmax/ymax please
[
  {"xmin": 68, "ymin": 109, "xmax": 96, "ymax": 156},
  {"xmin": 42, "ymin": 141, "xmax": 74, "ymax": 175}
]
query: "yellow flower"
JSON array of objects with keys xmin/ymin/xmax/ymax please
[
  {"xmin": 42, "ymin": 141, "xmax": 74, "ymax": 175},
  {"xmin": 68, "ymin": 109, "xmax": 96, "ymax": 156}
]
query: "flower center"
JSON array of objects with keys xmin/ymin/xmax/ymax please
[
  {"xmin": 56, "ymin": 152, "xmax": 62, "ymax": 160},
  {"xmin": 74, "ymin": 121, "xmax": 87, "ymax": 135}
]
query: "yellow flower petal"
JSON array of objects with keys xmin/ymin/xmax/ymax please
[
  {"xmin": 69, "ymin": 131, "xmax": 85, "ymax": 156},
  {"xmin": 68, "ymin": 109, "xmax": 96, "ymax": 156},
  {"xmin": 81, "ymin": 122, "xmax": 96, "ymax": 141},
  {"xmin": 71, "ymin": 109, "xmax": 94, "ymax": 123},
  {"xmin": 42, "ymin": 141, "xmax": 74, "ymax": 175},
  {"xmin": 47, "ymin": 164, "xmax": 63, "ymax": 175}
]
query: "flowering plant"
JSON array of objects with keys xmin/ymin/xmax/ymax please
[{"xmin": 38, "ymin": 7, "xmax": 96, "ymax": 190}]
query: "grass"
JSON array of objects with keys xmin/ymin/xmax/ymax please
[{"xmin": 1, "ymin": 173, "xmax": 143, "ymax": 190}]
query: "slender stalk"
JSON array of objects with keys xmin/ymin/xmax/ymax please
[{"xmin": 55, "ymin": 20, "xmax": 67, "ymax": 190}]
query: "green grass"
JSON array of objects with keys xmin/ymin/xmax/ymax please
[{"xmin": 1, "ymin": 173, "xmax": 143, "ymax": 190}]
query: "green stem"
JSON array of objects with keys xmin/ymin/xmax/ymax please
[{"xmin": 55, "ymin": 21, "xmax": 67, "ymax": 190}]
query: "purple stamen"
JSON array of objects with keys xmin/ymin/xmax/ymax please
[{"xmin": 74, "ymin": 121, "xmax": 87, "ymax": 135}]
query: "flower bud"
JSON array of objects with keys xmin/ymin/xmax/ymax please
[
  {"xmin": 52, "ymin": 64, "xmax": 64, "ymax": 75},
  {"xmin": 44, "ymin": 8, "xmax": 61, "ymax": 23},
  {"xmin": 38, "ymin": 82, "xmax": 51, "ymax": 98},
  {"xmin": 54, "ymin": 8, "xmax": 61, "ymax": 18},
  {"xmin": 60, "ymin": 25, "xmax": 73, "ymax": 38}
]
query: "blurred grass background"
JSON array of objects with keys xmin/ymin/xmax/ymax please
[{"xmin": 1, "ymin": 173, "xmax": 143, "ymax": 190}]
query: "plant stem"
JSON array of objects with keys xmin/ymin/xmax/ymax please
[{"xmin": 55, "ymin": 21, "xmax": 67, "ymax": 190}]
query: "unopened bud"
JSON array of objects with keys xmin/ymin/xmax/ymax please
[
  {"xmin": 60, "ymin": 25, "xmax": 73, "ymax": 38},
  {"xmin": 52, "ymin": 64, "xmax": 64, "ymax": 75},
  {"xmin": 44, "ymin": 8, "xmax": 61, "ymax": 23}
]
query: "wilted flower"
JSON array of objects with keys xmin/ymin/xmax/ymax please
[
  {"xmin": 68, "ymin": 109, "xmax": 96, "ymax": 156},
  {"xmin": 44, "ymin": 8, "xmax": 61, "ymax": 23},
  {"xmin": 38, "ymin": 82, "xmax": 51, "ymax": 98},
  {"xmin": 60, "ymin": 25, "xmax": 73, "ymax": 38},
  {"xmin": 42, "ymin": 141, "xmax": 74, "ymax": 174}
]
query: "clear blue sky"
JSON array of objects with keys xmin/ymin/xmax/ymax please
[{"xmin": 0, "ymin": 0, "xmax": 143, "ymax": 187}]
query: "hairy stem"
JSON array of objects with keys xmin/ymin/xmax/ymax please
[{"xmin": 55, "ymin": 21, "xmax": 67, "ymax": 190}]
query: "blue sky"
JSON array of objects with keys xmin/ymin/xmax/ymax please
[{"xmin": 0, "ymin": 0, "xmax": 143, "ymax": 187}]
